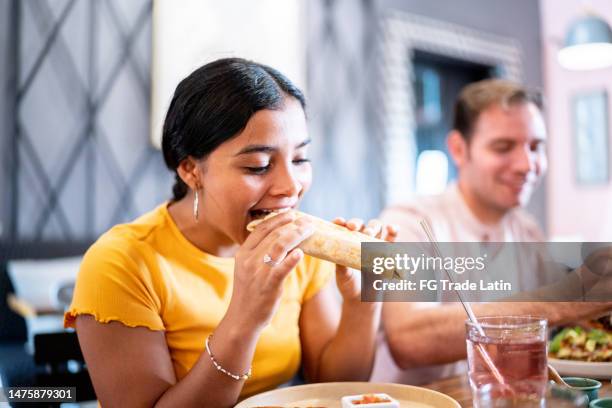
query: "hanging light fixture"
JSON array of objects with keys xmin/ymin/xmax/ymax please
[{"xmin": 558, "ymin": 13, "xmax": 612, "ymax": 70}]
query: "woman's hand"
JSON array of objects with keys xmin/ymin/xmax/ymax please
[
  {"xmin": 228, "ymin": 212, "xmax": 315, "ymax": 331},
  {"xmin": 331, "ymin": 217, "xmax": 399, "ymax": 302}
]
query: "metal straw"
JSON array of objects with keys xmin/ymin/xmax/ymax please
[{"xmin": 419, "ymin": 219, "xmax": 506, "ymax": 385}]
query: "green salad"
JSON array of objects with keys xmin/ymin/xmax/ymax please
[{"xmin": 549, "ymin": 326, "xmax": 611, "ymax": 362}]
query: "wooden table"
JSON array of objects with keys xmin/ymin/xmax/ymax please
[{"xmin": 424, "ymin": 375, "xmax": 612, "ymax": 407}]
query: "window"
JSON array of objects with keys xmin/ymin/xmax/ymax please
[{"xmin": 412, "ymin": 50, "xmax": 493, "ymax": 194}]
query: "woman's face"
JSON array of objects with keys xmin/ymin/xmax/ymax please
[{"xmin": 197, "ymin": 97, "xmax": 312, "ymax": 244}]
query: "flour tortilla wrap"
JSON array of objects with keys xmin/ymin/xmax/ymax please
[{"xmin": 246, "ymin": 210, "xmax": 384, "ymax": 270}]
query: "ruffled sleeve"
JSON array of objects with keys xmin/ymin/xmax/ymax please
[{"xmin": 64, "ymin": 234, "xmax": 164, "ymax": 331}]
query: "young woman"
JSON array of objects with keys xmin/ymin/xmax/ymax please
[{"xmin": 64, "ymin": 58, "xmax": 396, "ymax": 407}]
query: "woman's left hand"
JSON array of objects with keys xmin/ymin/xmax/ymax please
[{"xmin": 331, "ymin": 217, "xmax": 399, "ymax": 302}]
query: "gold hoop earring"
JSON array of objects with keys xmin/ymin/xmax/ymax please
[{"xmin": 193, "ymin": 188, "xmax": 200, "ymax": 222}]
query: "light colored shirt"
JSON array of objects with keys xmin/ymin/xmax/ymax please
[
  {"xmin": 64, "ymin": 203, "xmax": 334, "ymax": 398},
  {"xmin": 381, "ymin": 184, "xmax": 545, "ymax": 244},
  {"xmin": 370, "ymin": 183, "xmax": 545, "ymax": 385}
]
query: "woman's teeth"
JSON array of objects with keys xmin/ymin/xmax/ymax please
[{"xmin": 249, "ymin": 208, "xmax": 291, "ymax": 219}]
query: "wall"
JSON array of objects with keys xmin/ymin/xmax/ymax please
[
  {"xmin": 540, "ymin": 0, "xmax": 612, "ymax": 241},
  {"xmin": 1, "ymin": 0, "xmax": 554, "ymax": 245},
  {"xmin": 1, "ymin": 0, "xmax": 172, "ymax": 245},
  {"xmin": 302, "ymin": 0, "xmax": 383, "ymax": 220},
  {"xmin": 379, "ymin": 0, "xmax": 542, "ymax": 89},
  {"xmin": 150, "ymin": 0, "xmax": 306, "ymax": 149},
  {"xmin": 382, "ymin": 0, "xmax": 546, "ymax": 227},
  {"xmin": 305, "ymin": 0, "xmax": 547, "ymax": 227},
  {"xmin": 1, "ymin": 0, "xmax": 11, "ymax": 241}
]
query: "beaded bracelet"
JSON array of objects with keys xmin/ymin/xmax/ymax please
[{"xmin": 205, "ymin": 334, "xmax": 252, "ymax": 381}]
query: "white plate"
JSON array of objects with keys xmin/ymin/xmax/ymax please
[
  {"xmin": 236, "ymin": 382, "xmax": 461, "ymax": 408},
  {"xmin": 549, "ymin": 358, "xmax": 612, "ymax": 379}
]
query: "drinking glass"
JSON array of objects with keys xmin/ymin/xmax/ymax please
[{"xmin": 466, "ymin": 316, "xmax": 548, "ymax": 406}]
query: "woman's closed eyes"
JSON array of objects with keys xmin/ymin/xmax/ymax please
[{"xmin": 245, "ymin": 158, "xmax": 311, "ymax": 175}]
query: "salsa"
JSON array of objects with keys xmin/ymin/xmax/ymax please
[{"xmin": 351, "ymin": 394, "xmax": 392, "ymax": 405}]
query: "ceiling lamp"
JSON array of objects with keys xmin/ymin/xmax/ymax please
[{"xmin": 558, "ymin": 13, "xmax": 612, "ymax": 70}]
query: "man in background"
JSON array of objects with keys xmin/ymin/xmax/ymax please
[{"xmin": 371, "ymin": 79, "xmax": 611, "ymax": 384}]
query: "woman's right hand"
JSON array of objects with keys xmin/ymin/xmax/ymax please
[{"xmin": 228, "ymin": 211, "xmax": 315, "ymax": 331}]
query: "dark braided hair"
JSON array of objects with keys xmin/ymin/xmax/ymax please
[{"xmin": 162, "ymin": 58, "xmax": 306, "ymax": 200}]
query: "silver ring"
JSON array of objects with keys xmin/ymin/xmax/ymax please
[{"xmin": 263, "ymin": 254, "xmax": 280, "ymax": 267}]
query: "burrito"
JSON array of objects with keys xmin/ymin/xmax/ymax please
[{"xmin": 246, "ymin": 210, "xmax": 384, "ymax": 270}]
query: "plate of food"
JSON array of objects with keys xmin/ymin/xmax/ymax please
[
  {"xmin": 235, "ymin": 382, "xmax": 461, "ymax": 408},
  {"xmin": 548, "ymin": 320, "xmax": 612, "ymax": 379}
]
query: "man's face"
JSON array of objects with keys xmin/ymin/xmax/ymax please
[{"xmin": 458, "ymin": 102, "xmax": 547, "ymax": 212}]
